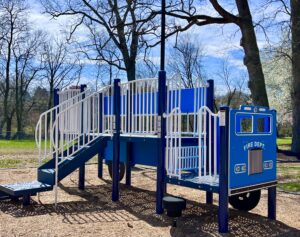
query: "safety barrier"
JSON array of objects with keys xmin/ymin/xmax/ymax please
[
  {"xmin": 120, "ymin": 78, "xmax": 158, "ymax": 135},
  {"xmin": 166, "ymin": 106, "xmax": 219, "ymax": 184},
  {"xmin": 35, "ymin": 90, "xmax": 89, "ymax": 163}
]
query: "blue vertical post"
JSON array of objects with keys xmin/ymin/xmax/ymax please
[
  {"xmin": 156, "ymin": 70, "xmax": 167, "ymax": 214},
  {"xmin": 98, "ymin": 91, "xmax": 104, "ymax": 179},
  {"xmin": 206, "ymin": 80, "xmax": 214, "ymax": 111},
  {"xmin": 53, "ymin": 88, "xmax": 60, "ymax": 134},
  {"xmin": 98, "ymin": 153, "xmax": 103, "ymax": 179},
  {"xmin": 112, "ymin": 79, "xmax": 121, "ymax": 202},
  {"xmin": 156, "ymin": 0, "xmax": 167, "ymax": 214},
  {"xmin": 206, "ymin": 79, "xmax": 214, "ymax": 204},
  {"xmin": 126, "ymin": 142, "xmax": 132, "ymax": 186},
  {"xmin": 53, "ymin": 88, "xmax": 60, "ymax": 107},
  {"xmin": 79, "ymin": 84, "xmax": 87, "ymax": 190},
  {"xmin": 268, "ymin": 186, "xmax": 276, "ymax": 220},
  {"xmin": 78, "ymin": 164, "xmax": 85, "ymax": 190},
  {"xmin": 125, "ymin": 87, "xmax": 132, "ymax": 186},
  {"xmin": 218, "ymin": 106, "xmax": 229, "ymax": 233},
  {"xmin": 52, "ymin": 88, "xmax": 60, "ymax": 160}
]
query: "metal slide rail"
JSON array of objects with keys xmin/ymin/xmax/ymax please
[
  {"xmin": 120, "ymin": 78, "xmax": 158, "ymax": 135},
  {"xmin": 35, "ymin": 89, "xmax": 90, "ymax": 163},
  {"xmin": 166, "ymin": 106, "xmax": 219, "ymax": 184}
]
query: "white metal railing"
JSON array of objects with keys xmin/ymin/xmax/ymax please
[
  {"xmin": 120, "ymin": 78, "xmax": 158, "ymax": 135},
  {"xmin": 166, "ymin": 108, "xmax": 182, "ymax": 178},
  {"xmin": 197, "ymin": 106, "xmax": 219, "ymax": 183},
  {"xmin": 52, "ymin": 85, "xmax": 113, "ymax": 166},
  {"xmin": 180, "ymin": 146, "xmax": 199, "ymax": 170},
  {"xmin": 35, "ymin": 89, "xmax": 89, "ymax": 164},
  {"xmin": 119, "ymin": 77, "xmax": 208, "ymax": 136},
  {"xmin": 166, "ymin": 106, "xmax": 219, "ymax": 184},
  {"xmin": 58, "ymin": 88, "xmax": 81, "ymax": 104}
]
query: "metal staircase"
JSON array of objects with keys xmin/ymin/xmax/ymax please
[
  {"xmin": 38, "ymin": 135, "xmax": 108, "ymax": 185},
  {"xmin": 0, "ymin": 85, "xmax": 113, "ymax": 205}
]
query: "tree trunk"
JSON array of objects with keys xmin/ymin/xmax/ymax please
[
  {"xmin": 291, "ymin": 0, "xmax": 300, "ymax": 154},
  {"xmin": 5, "ymin": 116, "xmax": 12, "ymax": 140},
  {"xmin": 235, "ymin": 0, "xmax": 269, "ymax": 107},
  {"xmin": 126, "ymin": 61, "xmax": 136, "ymax": 82},
  {"xmin": 0, "ymin": 120, "xmax": 5, "ymax": 139},
  {"xmin": 16, "ymin": 100, "xmax": 24, "ymax": 139},
  {"xmin": 48, "ymin": 81, "xmax": 54, "ymax": 110},
  {"xmin": 15, "ymin": 66, "xmax": 22, "ymax": 139}
]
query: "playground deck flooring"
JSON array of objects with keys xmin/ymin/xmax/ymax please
[{"xmin": 0, "ymin": 164, "xmax": 299, "ymax": 237}]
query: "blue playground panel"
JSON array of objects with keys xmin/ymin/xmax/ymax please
[
  {"xmin": 104, "ymin": 88, "xmax": 207, "ymax": 114},
  {"xmin": 104, "ymin": 137, "xmax": 199, "ymax": 167},
  {"xmin": 228, "ymin": 106, "xmax": 277, "ymax": 192}
]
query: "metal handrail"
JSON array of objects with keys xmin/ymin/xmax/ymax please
[{"xmin": 35, "ymin": 90, "xmax": 90, "ymax": 151}]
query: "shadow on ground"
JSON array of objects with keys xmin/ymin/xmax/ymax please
[{"xmin": 0, "ymin": 176, "xmax": 298, "ymax": 237}]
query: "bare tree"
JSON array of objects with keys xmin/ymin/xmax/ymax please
[
  {"xmin": 136, "ymin": 59, "xmax": 159, "ymax": 79},
  {"xmin": 13, "ymin": 30, "xmax": 45, "ymax": 138},
  {"xmin": 0, "ymin": 0, "xmax": 28, "ymax": 139},
  {"xmin": 260, "ymin": 0, "xmax": 291, "ymax": 61},
  {"xmin": 41, "ymin": 38, "xmax": 83, "ymax": 109},
  {"xmin": 166, "ymin": 0, "xmax": 269, "ymax": 107},
  {"xmin": 168, "ymin": 33, "xmax": 205, "ymax": 88},
  {"xmin": 215, "ymin": 59, "xmax": 249, "ymax": 108},
  {"xmin": 81, "ymin": 31, "xmax": 120, "ymax": 86},
  {"xmin": 41, "ymin": 0, "xmax": 163, "ymax": 82}
]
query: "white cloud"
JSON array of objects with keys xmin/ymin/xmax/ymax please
[{"xmin": 28, "ymin": 0, "xmax": 89, "ymax": 41}]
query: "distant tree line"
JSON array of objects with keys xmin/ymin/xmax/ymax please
[{"xmin": 0, "ymin": 0, "xmax": 82, "ymax": 139}]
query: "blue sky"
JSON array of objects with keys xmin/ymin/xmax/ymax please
[{"xmin": 28, "ymin": 0, "xmax": 289, "ymax": 94}]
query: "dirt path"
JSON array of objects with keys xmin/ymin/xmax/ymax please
[{"xmin": 0, "ymin": 165, "xmax": 299, "ymax": 237}]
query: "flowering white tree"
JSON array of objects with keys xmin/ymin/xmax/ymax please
[{"xmin": 263, "ymin": 51, "xmax": 292, "ymax": 133}]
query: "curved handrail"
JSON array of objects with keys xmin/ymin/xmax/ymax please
[
  {"xmin": 35, "ymin": 90, "xmax": 90, "ymax": 147},
  {"xmin": 197, "ymin": 105, "xmax": 218, "ymax": 117},
  {"xmin": 50, "ymin": 85, "xmax": 113, "ymax": 161}
]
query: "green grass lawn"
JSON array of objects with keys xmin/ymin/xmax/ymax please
[
  {"xmin": 0, "ymin": 158, "xmax": 23, "ymax": 168},
  {"xmin": 278, "ymin": 183, "xmax": 300, "ymax": 193},
  {"xmin": 0, "ymin": 139, "xmax": 98, "ymax": 169},
  {"xmin": 277, "ymin": 137, "xmax": 292, "ymax": 150},
  {"xmin": 0, "ymin": 139, "xmax": 37, "ymax": 149}
]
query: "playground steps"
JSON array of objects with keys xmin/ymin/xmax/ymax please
[
  {"xmin": 0, "ymin": 135, "xmax": 108, "ymax": 204},
  {"xmin": 38, "ymin": 136, "xmax": 108, "ymax": 185},
  {"xmin": 0, "ymin": 181, "xmax": 53, "ymax": 205},
  {"xmin": 0, "ymin": 181, "xmax": 53, "ymax": 196}
]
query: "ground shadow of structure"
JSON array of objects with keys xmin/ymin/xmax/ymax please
[{"xmin": 0, "ymin": 179, "xmax": 298, "ymax": 237}]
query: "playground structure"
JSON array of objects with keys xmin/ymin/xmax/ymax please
[{"xmin": 0, "ymin": 75, "xmax": 277, "ymax": 233}]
